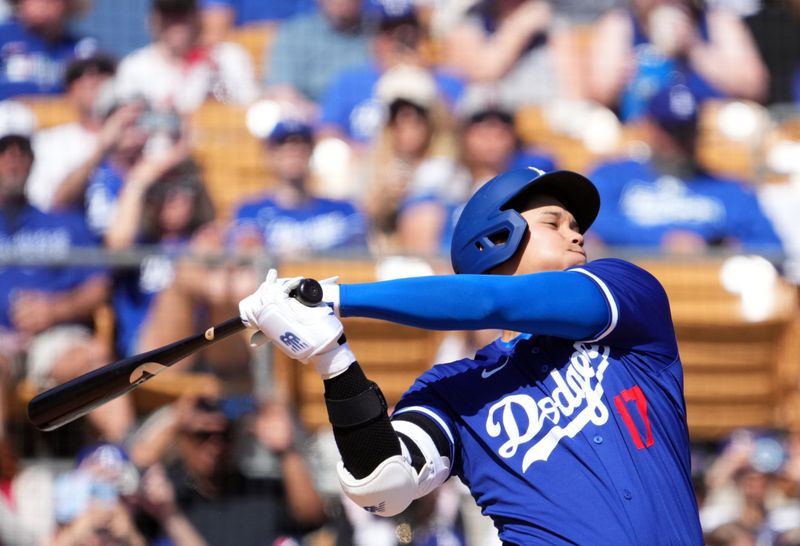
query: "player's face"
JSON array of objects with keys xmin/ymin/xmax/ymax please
[{"xmin": 489, "ymin": 194, "xmax": 586, "ymax": 276}]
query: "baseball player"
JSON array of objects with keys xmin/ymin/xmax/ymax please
[{"xmin": 239, "ymin": 167, "xmax": 704, "ymax": 545}]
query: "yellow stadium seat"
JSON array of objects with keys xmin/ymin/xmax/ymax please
[
  {"xmin": 18, "ymin": 95, "xmax": 78, "ymax": 129},
  {"xmin": 189, "ymin": 101, "xmax": 273, "ymax": 219},
  {"xmin": 695, "ymin": 99, "xmax": 768, "ymax": 183},
  {"xmin": 228, "ymin": 22, "xmax": 278, "ymax": 82}
]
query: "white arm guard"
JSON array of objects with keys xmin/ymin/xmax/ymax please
[
  {"xmin": 337, "ymin": 455, "xmax": 418, "ymax": 517},
  {"xmin": 336, "ymin": 418, "xmax": 452, "ymax": 517}
]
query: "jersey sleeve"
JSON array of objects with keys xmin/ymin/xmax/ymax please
[
  {"xmin": 339, "ymin": 269, "xmax": 610, "ymax": 340},
  {"xmin": 568, "ymin": 258, "xmax": 679, "ymax": 359}
]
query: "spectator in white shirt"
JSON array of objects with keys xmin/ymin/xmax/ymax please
[
  {"xmin": 26, "ymin": 53, "xmax": 116, "ymax": 210},
  {"xmin": 114, "ymin": 0, "xmax": 259, "ymax": 114}
]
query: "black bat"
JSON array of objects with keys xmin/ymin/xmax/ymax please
[{"xmin": 27, "ymin": 278, "xmax": 323, "ymax": 431}]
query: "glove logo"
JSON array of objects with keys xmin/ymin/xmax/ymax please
[
  {"xmin": 279, "ymin": 331, "xmax": 309, "ymax": 353},
  {"xmin": 363, "ymin": 502, "xmax": 385, "ymax": 514}
]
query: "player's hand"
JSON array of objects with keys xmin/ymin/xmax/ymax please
[{"xmin": 239, "ymin": 269, "xmax": 355, "ymax": 378}]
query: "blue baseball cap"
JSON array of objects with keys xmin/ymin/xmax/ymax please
[
  {"xmin": 364, "ymin": 0, "xmax": 417, "ymax": 28},
  {"xmin": 266, "ymin": 119, "xmax": 314, "ymax": 144},
  {"xmin": 645, "ymin": 82, "xmax": 700, "ymax": 132}
]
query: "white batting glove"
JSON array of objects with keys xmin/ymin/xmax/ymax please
[{"xmin": 239, "ymin": 269, "xmax": 355, "ymax": 378}]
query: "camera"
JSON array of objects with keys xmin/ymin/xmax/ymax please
[{"xmin": 136, "ymin": 109, "xmax": 181, "ymax": 137}]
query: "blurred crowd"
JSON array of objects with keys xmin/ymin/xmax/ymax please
[{"xmin": 1, "ymin": 0, "xmax": 800, "ymax": 544}]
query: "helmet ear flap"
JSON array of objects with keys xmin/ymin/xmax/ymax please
[
  {"xmin": 453, "ymin": 210, "xmax": 528, "ymax": 274},
  {"xmin": 476, "ymin": 225, "xmax": 513, "ymax": 251}
]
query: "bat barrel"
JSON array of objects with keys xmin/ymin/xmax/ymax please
[{"xmin": 28, "ymin": 358, "xmax": 141, "ymax": 430}]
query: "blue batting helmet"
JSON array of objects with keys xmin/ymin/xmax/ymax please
[{"xmin": 450, "ymin": 168, "xmax": 600, "ymax": 274}]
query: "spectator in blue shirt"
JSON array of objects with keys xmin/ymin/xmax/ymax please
[
  {"xmin": 264, "ymin": 0, "xmax": 370, "ymax": 106},
  {"xmin": 0, "ymin": 132, "xmax": 133, "ymax": 442},
  {"xmin": 0, "ymin": 0, "xmax": 98, "ymax": 99},
  {"xmin": 230, "ymin": 118, "xmax": 369, "ymax": 258},
  {"xmin": 587, "ymin": 81, "xmax": 783, "ymax": 255},
  {"xmin": 318, "ymin": 1, "xmax": 463, "ymax": 144}
]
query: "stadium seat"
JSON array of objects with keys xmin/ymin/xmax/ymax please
[
  {"xmin": 18, "ymin": 95, "xmax": 78, "ymax": 129},
  {"xmin": 228, "ymin": 22, "xmax": 278, "ymax": 82},
  {"xmin": 695, "ymin": 99, "xmax": 769, "ymax": 183},
  {"xmin": 188, "ymin": 101, "xmax": 273, "ymax": 219}
]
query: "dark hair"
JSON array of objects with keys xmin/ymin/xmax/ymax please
[
  {"xmin": 152, "ymin": 0, "xmax": 197, "ymax": 15},
  {"xmin": 0, "ymin": 135, "xmax": 33, "ymax": 157},
  {"xmin": 139, "ymin": 160, "xmax": 215, "ymax": 242},
  {"xmin": 64, "ymin": 54, "xmax": 116, "ymax": 88},
  {"xmin": 465, "ymin": 109, "xmax": 514, "ymax": 127},
  {"xmin": 388, "ymin": 98, "xmax": 429, "ymax": 123}
]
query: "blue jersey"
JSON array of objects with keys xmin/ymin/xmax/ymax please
[
  {"xmin": 344, "ymin": 259, "xmax": 702, "ymax": 545},
  {"xmin": 588, "ymin": 159, "xmax": 783, "ymax": 251},
  {"xmin": 0, "ymin": 204, "xmax": 105, "ymax": 329},
  {"xmin": 230, "ymin": 194, "xmax": 369, "ymax": 255},
  {"xmin": 620, "ymin": 11, "xmax": 720, "ymax": 121},
  {"xmin": 84, "ymin": 160, "xmax": 125, "ymax": 239},
  {"xmin": 112, "ymin": 241, "xmax": 183, "ymax": 357},
  {"xmin": 0, "ymin": 18, "xmax": 96, "ymax": 99},
  {"xmin": 320, "ymin": 64, "xmax": 464, "ymax": 142}
]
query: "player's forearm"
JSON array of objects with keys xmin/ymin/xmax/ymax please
[
  {"xmin": 323, "ymin": 363, "xmax": 401, "ymax": 479},
  {"xmin": 339, "ymin": 271, "xmax": 609, "ymax": 339}
]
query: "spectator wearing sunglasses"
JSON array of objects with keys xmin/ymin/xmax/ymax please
[{"xmin": 162, "ymin": 395, "xmax": 326, "ymax": 546}]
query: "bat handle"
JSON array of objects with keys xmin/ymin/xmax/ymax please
[{"xmin": 290, "ymin": 278, "xmax": 323, "ymax": 306}]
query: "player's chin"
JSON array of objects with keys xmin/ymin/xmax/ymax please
[{"xmin": 567, "ymin": 251, "xmax": 587, "ymax": 267}]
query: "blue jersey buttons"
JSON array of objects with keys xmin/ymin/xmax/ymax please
[
  {"xmin": 593, "ymin": 435, "xmax": 604, "ymax": 444},
  {"xmin": 623, "ymin": 489, "xmax": 633, "ymax": 500}
]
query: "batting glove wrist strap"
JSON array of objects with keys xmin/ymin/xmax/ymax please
[
  {"xmin": 321, "ymin": 280, "xmax": 341, "ymax": 317},
  {"xmin": 313, "ymin": 340, "xmax": 356, "ymax": 379},
  {"xmin": 325, "ymin": 380, "xmax": 389, "ymax": 429}
]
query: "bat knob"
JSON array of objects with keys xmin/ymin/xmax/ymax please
[{"xmin": 292, "ymin": 278, "xmax": 323, "ymax": 306}]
